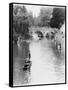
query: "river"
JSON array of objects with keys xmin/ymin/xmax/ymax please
[{"xmin": 13, "ymin": 37, "xmax": 65, "ymax": 86}]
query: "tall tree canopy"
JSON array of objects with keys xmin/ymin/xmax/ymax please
[
  {"xmin": 37, "ymin": 8, "xmax": 53, "ymax": 26},
  {"xmin": 49, "ymin": 7, "xmax": 65, "ymax": 29},
  {"xmin": 13, "ymin": 5, "xmax": 29, "ymax": 35}
]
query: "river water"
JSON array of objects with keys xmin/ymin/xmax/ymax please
[{"xmin": 13, "ymin": 37, "xmax": 65, "ymax": 86}]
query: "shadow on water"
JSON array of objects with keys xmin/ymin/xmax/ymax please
[
  {"xmin": 50, "ymin": 41, "xmax": 65, "ymax": 66},
  {"xmin": 13, "ymin": 40, "xmax": 31, "ymax": 86}
]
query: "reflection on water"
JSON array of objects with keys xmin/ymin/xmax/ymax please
[{"xmin": 13, "ymin": 37, "xmax": 65, "ymax": 86}]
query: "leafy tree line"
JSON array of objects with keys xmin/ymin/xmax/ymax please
[
  {"xmin": 49, "ymin": 7, "xmax": 65, "ymax": 29},
  {"xmin": 37, "ymin": 8, "xmax": 53, "ymax": 27},
  {"xmin": 13, "ymin": 6, "xmax": 33, "ymax": 34},
  {"xmin": 13, "ymin": 5, "xmax": 65, "ymax": 41},
  {"xmin": 13, "ymin": 5, "xmax": 34, "ymax": 40},
  {"xmin": 13, "ymin": 5, "xmax": 53, "ymax": 35}
]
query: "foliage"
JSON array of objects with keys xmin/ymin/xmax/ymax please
[
  {"xmin": 49, "ymin": 8, "xmax": 65, "ymax": 29},
  {"xmin": 37, "ymin": 8, "xmax": 53, "ymax": 27},
  {"xmin": 13, "ymin": 5, "xmax": 30, "ymax": 36}
]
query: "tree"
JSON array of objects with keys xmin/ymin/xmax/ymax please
[
  {"xmin": 49, "ymin": 8, "xmax": 65, "ymax": 29},
  {"xmin": 37, "ymin": 8, "xmax": 53, "ymax": 26},
  {"xmin": 13, "ymin": 5, "xmax": 30, "ymax": 37},
  {"xmin": 13, "ymin": 5, "xmax": 27, "ymax": 16},
  {"xmin": 28, "ymin": 12, "xmax": 34, "ymax": 26}
]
